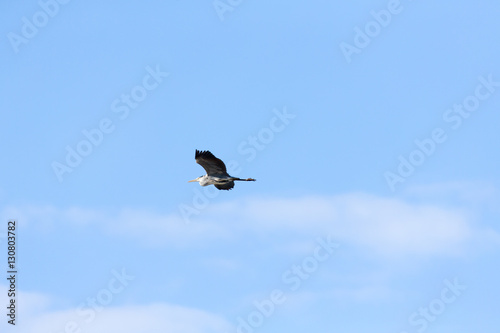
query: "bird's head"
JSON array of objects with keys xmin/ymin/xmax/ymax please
[{"xmin": 188, "ymin": 176, "xmax": 203, "ymax": 183}]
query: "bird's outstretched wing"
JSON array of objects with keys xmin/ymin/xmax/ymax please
[
  {"xmin": 195, "ymin": 150, "xmax": 229, "ymax": 176},
  {"xmin": 215, "ymin": 181, "xmax": 235, "ymax": 190}
]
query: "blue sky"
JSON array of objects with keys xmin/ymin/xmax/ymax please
[{"xmin": 1, "ymin": 1, "xmax": 500, "ymax": 332}]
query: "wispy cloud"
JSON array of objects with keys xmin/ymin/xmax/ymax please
[
  {"xmin": 207, "ymin": 192, "xmax": 497, "ymax": 257},
  {"xmin": 404, "ymin": 181, "xmax": 499, "ymax": 208},
  {"xmin": 4, "ymin": 190, "xmax": 499, "ymax": 257},
  {"xmin": 0, "ymin": 286, "xmax": 232, "ymax": 333}
]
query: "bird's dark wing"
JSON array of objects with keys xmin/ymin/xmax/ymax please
[
  {"xmin": 215, "ymin": 181, "xmax": 235, "ymax": 190},
  {"xmin": 195, "ymin": 150, "xmax": 229, "ymax": 176}
]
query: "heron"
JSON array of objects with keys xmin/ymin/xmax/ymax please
[{"xmin": 188, "ymin": 150, "xmax": 256, "ymax": 190}]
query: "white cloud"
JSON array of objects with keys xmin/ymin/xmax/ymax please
[
  {"xmin": 24, "ymin": 304, "xmax": 231, "ymax": 333},
  {"xmin": 226, "ymin": 193, "xmax": 482, "ymax": 257},
  {"xmin": 328, "ymin": 285, "xmax": 398, "ymax": 303},
  {"xmin": 403, "ymin": 181, "xmax": 498, "ymax": 204},
  {"xmin": 0, "ymin": 285, "xmax": 232, "ymax": 333},
  {"xmin": 0, "ymin": 205, "xmax": 231, "ymax": 248},
  {"xmin": 3, "ymin": 191, "xmax": 498, "ymax": 257},
  {"xmin": 104, "ymin": 208, "xmax": 233, "ymax": 247},
  {"xmin": 331, "ymin": 193, "xmax": 472, "ymax": 256},
  {"xmin": 0, "ymin": 288, "xmax": 52, "ymax": 320}
]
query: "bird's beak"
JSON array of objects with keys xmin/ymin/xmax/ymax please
[{"xmin": 188, "ymin": 179, "xmax": 197, "ymax": 183}]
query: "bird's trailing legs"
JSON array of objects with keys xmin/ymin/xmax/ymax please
[{"xmin": 231, "ymin": 177, "xmax": 256, "ymax": 181}]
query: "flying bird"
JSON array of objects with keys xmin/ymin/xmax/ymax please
[{"xmin": 188, "ymin": 150, "xmax": 256, "ymax": 190}]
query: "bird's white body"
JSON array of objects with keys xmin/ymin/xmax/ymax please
[{"xmin": 195, "ymin": 175, "xmax": 229, "ymax": 187}]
